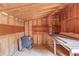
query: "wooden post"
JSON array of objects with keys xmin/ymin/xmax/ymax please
[{"xmin": 54, "ymin": 39, "xmax": 56, "ymax": 55}]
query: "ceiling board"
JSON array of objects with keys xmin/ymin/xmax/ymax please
[{"xmin": 0, "ymin": 3, "xmax": 68, "ymax": 21}]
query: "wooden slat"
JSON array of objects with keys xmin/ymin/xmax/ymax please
[
  {"xmin": 25, "ymin": 21, "xmax": 29, "ymax": 36},
  {"xmin": 28, "ymin": 21, "xmax": 32, "ymax": 37}
]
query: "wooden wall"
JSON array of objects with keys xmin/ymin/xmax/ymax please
[
  {"xmin": 51, "ymin": 4, "xmax": 79, "ymax": 33},
  {"xmin": 25, "ymin": 17, "xmax": 54, "ymax": 46},
  {"xmin": 0, "ymin": 12, "xmax": 25, "ymax": 56},
  {"xmin": 48, "ymin": 4, "xmax": 79, "ymax": 55},
  {"xmin": 1, "ymin": 4, "xmax": 79, "ymax": 56},
  {"xmin": 61, "ymin": 4, "xmax": 79, "ymax": 33}
]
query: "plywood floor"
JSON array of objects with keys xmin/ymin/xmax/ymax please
[{"xmin": 12, "ymin": 45, "xmax": 54, "ymax": 56}]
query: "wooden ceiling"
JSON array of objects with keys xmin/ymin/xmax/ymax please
[{"xmin": 0, "ymin": 3, "xmax": 68, "ymax": 21}]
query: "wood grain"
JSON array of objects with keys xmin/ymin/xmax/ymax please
[
  {"xmin": 52, "ymin": 4, "xmax": 79, "ymax": 33},
  {"xmin": 0, "ymin": 24, "xmax": 24, "ymax": 35}
]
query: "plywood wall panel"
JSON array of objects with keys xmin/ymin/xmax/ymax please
[
  {"xmin": 52, "ymin": 4, "xmax": 79, "ymax": 33},
  {"xmin": 32, "ymin": 19, "xmax": 37, "ymax": 26},
  {"xmin": 25, "ymin": 17, "xmax": 51, "ymax": 45},
  {"xmin": 20, "ymin": 20, "xmax": 24, "ymax": 26},
  {"xmin": 42, "ymin": 33, "xmax": 47, "ymax": 45},
  {"xmin": 37, "ymin": 19, "xmax": 42, "ymax": 25},
  {"xmin": 0, "ymin": 13, "xmax": 8, "ymax": 24},
  {"xmin": 37, "ymin": 34, "xmax": 42, "ymax": 45},
  {"xmin": 46, "ymin": 34, "xmax": 54, "ymax": 46},
  {"xmin": 14, "ymin": 18, "xmax": 19, "ymax": 26},
  {"xmin": 0, "ymin": 24, "xmax": 24, "ymax": 36},
  {"xmin": 8, "ymin": 34, "xmax": 19, "ymax": 55},
  {"xmin": 0, "ymin": 36, "xmax": 9, "ymax": 56},
  {"xmin": 74, "ymin": 4, "xmax": 77, "ymax": 17},
  {"xmin": 71, "ymin": 5, "xmax": 74, "ymax": 18},
  {"xmin": 32, "ymin": 19, "xmax": 38, "ymax": 45},
  {"xmin": 33, "ymin": 34, "xmax": 38, "ymax": 45},
  {"xmin": 0, "ymin": 12, "xmax": 24, "ymax": 56},
  {"xmin": 28, "ymin": 21, "xmax": 32, "ymax": 37},
  {"xmin": 43, "ymin": 33, "xmax": 48, "ymax": 45},
  {"xmin": 18, "ymin": 32, "xmax": 24, "ymax": 38},
  {"xmin": 74, "ymin": 19, "xmax": 78, "ymax": 33},
  {"xmin": 8, "ymin": 16, "xmax": 14, "ymax": 25},
  {"xmin": 13, "ymin": 34, "xmax": 18, "ymax": 51},
  {"xmin": 77, "ymin": 19, "xmax": 79, "ymax": 33},
  {"xmin": 69, "ymin": 20, "xmax": 73, "ymax": 32},
  {"xmin": 8, "ymin": 36, "xmax": 15, "ymax": 55},
  {"xmin": 16, "ymin": 19, "xmax": 24, "ymax": 26},
  {"xmin": 37, "ymin": 19, "xmax": 42, "ymax": 45},
  {"xmin": 77, "ymin": 4, "xmax": 79, "ymax": 16},
  {"xmin": 25, "ymin": 21, "xmax": 29, "ymax": 36}
]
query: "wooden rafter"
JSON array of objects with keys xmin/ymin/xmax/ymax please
[{"xmin": 0, "ymin": 3, "xmax": 68, "ymax": 20}]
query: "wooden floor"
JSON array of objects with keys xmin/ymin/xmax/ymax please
[{"xmin": 12, "ymin": 45, "xmax": 54, "ymax": 56}]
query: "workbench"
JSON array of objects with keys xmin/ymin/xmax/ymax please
[{"xmin": 53, "ymin": 34, "xmax": 79, "ymax": 56}]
